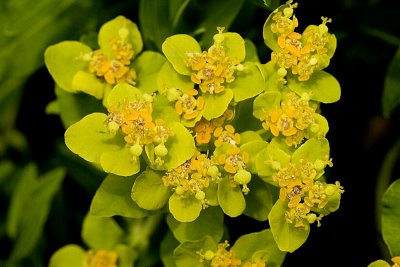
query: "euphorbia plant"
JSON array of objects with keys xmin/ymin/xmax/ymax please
[{"xmin": 44, "ymin": 1, "xmax": 344, "ymax": 266}]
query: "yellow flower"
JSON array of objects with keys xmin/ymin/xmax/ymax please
[
  {"xmin": 213, "ymin": 124, "xmax": 241, "ymax": 147},
  {"xmin": 84, "ymin": 249, "xmax": 117, "ymax": 267},
  {"xmin": 199, "ymin": 241, "xmax": 241, "ymax": 267},
  {"xmin": 175, "ymin": 88, "xmax": 205, "ymax": 120},
  {"xmin": 194, "ymin": 119, "xmax": 216, "ymax": 144}
]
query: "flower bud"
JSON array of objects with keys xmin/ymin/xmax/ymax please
[
  {"xmin": 154, "ymin": 144, "xmax": 168, "ymax": 157},
  {"xmin": 129, "ymin": 144, "xmax": 143, "ymax": 157}
]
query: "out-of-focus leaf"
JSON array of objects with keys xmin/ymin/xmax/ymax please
[
  {"xmin": 382, "ymin": 179, "xmax": 400, "ymax": 256},
  {"xmin": 7, "ymin": 165, "xmax": 65, "ymax": 264},
  {"xmin": 382, "ymin": 45, "xmax": 400, "ymax": 117}
]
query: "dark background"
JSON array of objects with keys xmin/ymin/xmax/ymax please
[{"xmin": 2, "ymin": 0, "xmax": 400, "ymax": 266}]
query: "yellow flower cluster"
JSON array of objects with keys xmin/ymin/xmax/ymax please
[
  {"xmin": 85, "ymin": 28, "xmax": 137, "ymax": 85},
  {"xmin": 84, "ymin": 250, "xmax": 117, "ymax": 267},
  {"xmin": 272, "ymin": 159, "xmax": 342, "ymax": 229},
  {"xmin": 162, "ymin": 150, "xmax": 221, "ymax": 207},
  {"xmin": 259, "ymin": 92, "xmax": 316, "ymax": 146},
  {"xmin": 270, "ymin": 1, "xmax": 335, "ymax": 81},
  {"xmin": 106, "ymin": 97, "xmax": 173, "ymax": 164},
  {"xmin": 175, "ymin": 88, "xmax": 205, "ymax": 120},
  {"xmin": 391, "ymin": 256, "xmax": 400, "ymax": 267},
  {"xmin": 186, "ymin": 28, "xmax": 243, "ymax": 94},
  {"xmin": 194, "ymin": 109, "xmax": 234, "ymax": 145},
  {"xmin": 198, "ymin": 241, "xmax": 242, "ymax": 267}
]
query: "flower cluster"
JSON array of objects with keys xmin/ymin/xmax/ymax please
[
  {"xmin": 105, "ymin": 96, "xmax": 173, "ymax": 165},
  {"xmin": 270, "ymin": 1, "xmax": 335, "ymax": 81},
  {"xmin": 186, "ymin": 27, "xmax": 243, "ymax": 95},
  {"xmin": 198, "ymin": 241, "xmax": 241, "ymax": 267},
  {"xmin": 272, "ymin": 158, "xmax": 343, "ymax": 228},
  {"xmin": 162, "ymin": 150, "xmax": 220, "ymax": 208},
  {"xmin": 258, "ymin": 92, "xmax": 317, "ymax": 146},
  {"xmin": 84, "ymin": 249, "xmax": 118, "ymax": 267}
]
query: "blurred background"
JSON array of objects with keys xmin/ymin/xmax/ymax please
[{"xmin": 1, "ymin": 0, "xmax": 400, "ymax": 266}]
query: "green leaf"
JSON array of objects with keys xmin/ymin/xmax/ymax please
[
  {"xmin": 263, "ymin": 4, "xmax": 288, "ymax": 51},
  {"xmin": 115, "ymin": 244, "xmax": 138, "ymax": 267},
  {"xmin": 131, "ymin": 169, "xmax": 170, "ymax": 210},
  {"xmin": 162, "ymin": 34, "xmax": 201, "ymax": 75},
  {"xmin": 106, "ymin": 83, "xmax": 142, "ymax": 108},
  {"xmin": 203, "ymin": 89, "xmax": 234, "ymax": 120},
  {"xmin": 157, "ymin": 61, "xmax": 194, "ymax": 94},
  {"xmin": 44, "ymin": 41, "xmax": 92, "ymax": 92},
  {"xmin": 48, "ymin": 245, "xmax": 85, "ymax": 267},
  {"xmin": 268, "ymin": 199, "xmax": 310, "ymax": 252},
  {"xmin": 160, "ymin": 231, "xmax": 179, "ymax": 267},
  {"xmin": 82, "ymin": 214, "xmax": 124, "ymax": 250},
  {"xmin": 64, "ymin": 113, "xmax": 124, "ymax": 164},
  {"xmin": 132, "ymin": 51, "xmax": 166, "ymax": 94},
  {"xmin": 252, "ymin": 91, "xmax": 281, "ymax": 119},
  {"xmin": 221, "ymin": 32, "xmax": 246, "ymax": 63},
  {"xmin": 256, "ymin": 145, "xmax": 290, "ymax": 184},
  {"xmin": 98, "ymin": 15, "xmax": 143, "ymax": 57},
  {"xmin": 139, "ymin": 0, "xmax": 171, "ymax": 51},
  {"xmin": 243, "ymin": 177, "xmax": 273, "ymax": 221},
  {"xmin": 71, "ymin": 70, "xmax": 105, "ymax": 99},
  {"xmin": 197, "ymin": 0, "xmax": 245, "ymax": 48},
  {"xmin": 90, "ymin": 174, "xmax": 150, "ymax": 218},
  {"xmin": 169, "ymin": 194, "xmax": 203, "ymax": 222},
  {"xmin": 231, "ymin": 229, "xmax": 285, "ymax": 265},
  {"xmin": 240, "ymin": 131, "xmax": 263, "ymax": 145},
  {"xmin": 291, "ymin": 138, "xmax": 330, "ymax": 164},
  {"xmin": 382, "ymin": 45, "xmax": 400, "ymax": 117},
  {"xmin": 310, "ymin": 113, "xmax": 329, "ymax": 138},
  {"xmin": 367, "ymin": 260, "xmax": 391, "ymax": 267},
  {"xmin": 173, "ymin": 236, "xmax": 217, "ymax": 267},
  {"xmin": 100, "ymin": 145, "xmax": 140, "ymax": 177},
  {"xmin": 287, "ymin": 70, "xmax": 341, "ymax": 103},
  {"xmin": 54, "ymin": 85, "xmax": 106, "ymax": 128},
  {"xmin": 240, "ymin": 140, "xmax": 268, "ymax": 173},
  {"xmin": 164, "ymin": 122, "xmax": 196, "ymax": 169},
  {"xmin": 260, "ymin": 61, "xmax": 282, "ymax": 92},
  {"xmin": 218, "ymin": 177, "xmax": 246, "ymax": 217},
  {"xmin": 244, "ymin": 39, "xmax": 260, "ymax": 63},
  {"xmin": 167, "ymin": 207, "xmax": 224, "ymax": 243},
  {"xmin": 229, "ymin": 62, "xmax": 265, "ymax": 102},
  {"xmin": 382, "ymin": 179, "xmax": 400, "ymax": 256},
  {"xmin": 8, "ymin": 167, "xmax": 65, "ymax": 263},
  {"xmin": 152, "ymin": 94, "xmax": 181, "ymax": 123}
]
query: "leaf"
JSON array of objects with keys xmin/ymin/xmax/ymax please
[
  {"xmin": 260, "ymin": 61, "xmax": 282, "ymax": 92},
  {"xmin": 173, "ymin": 236, "xmax": 217, "ymax": 267},
  {"xmin": 100, "ymin": 145, "xmax": 140, "ymax": 177},
  {"xmin": 229, "ymin": 62, "xmax": 265, "ymax": 102},
  {"xmin": 71, "ymin": 70, "xmax": 105, "ymax": 99},
  {"xmin": 287, "ymin": 70, "xmax": 341, "ymax": 104},
  {"xmin": 48, "ymin": 245, "xmax": 85, "ymax": 267},
  {"xmin": 98, "ymin": 15, "xmax": 143, "ymax": 57},
  {"xmin": 256, "ymin": 145, "xmax": 290, "ymax": 184},
  {"xmin": 203, "ymin": 89, "xmax": 234, "ymax": 120},
  {"xmin": 162, "ymin": 34, "xmax": 202, "ymax": 75},
  {"xmin": 167, "ymin": 207, "xmax": 224, "ymax": 243},
  {"xmin": 367, "ymin": 260, "xmax": 391, "ymax": 267},
  {"xmin": 263, "ymin": 4, "xmax": 288, "ymax": 51},
  {"xmin": 90, "ymin": 174, "xmax": 150, "ymax": 218},
  {"xmin": 240, "ymin": 140, "xmax": 269, "ymax": 173},
  {"xmin": 218, "ymin": 177, "xmax": 246, "ymax": 217},
  {"xmin": 382, "ymin": 179, "xmax": 400, "ymax": 256},
  {"xmin": 197, "ymin": 0, "xmax": 246, "ymax": 48},
  {"xmin": 221, "ymin": 32, "xmax": 246, "ymax": 63},
  {"xmin": 252, "ymin": 91, "xmax": 281, "ymax": 119},
  {"xmin": 240, "ymin": 131, "xmax": 263, "ymax": 145},
  {"xmin": 8, "ymin": 166, "xmax": 65, "ymax": 263},
  {"xmin": 268, "ymin": 199, "xmax": 310, "ymax": 252},
  {"xmin": 139, "ymin": 0, "xmax": 171, "ymax": 51},
  {"xmin": 64, "ymin": 113, "xmax": 124, "ymax": 164},
  {"xmin": 44, "ymin": 41, "xmax": 92, "ymax": 92},
  {"xmin": 156, "ymin": 61, "xmax": 194, "ymax": 94},
  {"xmin": 244, "ymin": 39, "xmax": 260, "ymax": 63},
  {"xmin": 243, "ymin": 177, "xmax": 273, "ymax": 221},
  {"xmin": 160, "ymin": 231, "xmax": 179, "ymax": 267},
  {"xmin": 382, "ymin": 45, "xmax": 400, "ymax": 117},
  {"xmin": 291, "ymin": 137, "xmax": 330, "ymax": 164},
  {"xmin": 132, "ymin": 51, "xmax": 167, "ymax": 94},
  {"xmin": 81, "ymin": 214, "xmax": 124, "ymax": 250},
  {"xmin": 152, "ymin": 121, "xmax": 195, "ymax": 170},
  {"xmin": 106, "ymin": 83, "xmax": 142, "ymax": 108},
  {"xmin": 54, "ymin": 85, "xmax": 106, "ymax": 128},
  {"xmin": 169, "ymin": 194, "xmax": 203, "ymax": 222},
  {"xmin": 131, "ymin": 169, "xmax": 170, "ymax": 210},
  {"xmin": 231, "ymin": 229, "xmax": 285, "ymax": 265},
  {"xmin": 115, "ymin": 244, "xmax": 138, "ymax": 267},
  {"xmin": 310, "ymin": 113, "xmax": 329, "ymax": 138}
]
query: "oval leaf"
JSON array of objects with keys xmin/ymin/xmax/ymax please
[
  {"xmin": 382, "ymin": 179, "xmax": 400, "ymax": 256},
  {"xmin": 229, "ymin": 62, "xmax": 265, "ymax": 102},
  {"xmin": 49, "ymin": 245, "xmax": 85, "ymax": 267},
  {"xmin": 169, "ymin": 193, "xmax": 202, "ymax": 222},
  {"xmin": 203, "ymin": 89, "xmax": 234, "ymax": 120},
  {"xmin": 218, "ymin": 177, "xmax": 246, "ymax": 217},
  {"xmin": 132, "ymin": 51, "xmax": 166, "ymax": 94}
]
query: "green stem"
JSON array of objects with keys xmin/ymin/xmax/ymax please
[{"xmin": 128, "ymin": 213, "xmax": 164, "ymax": 252}]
